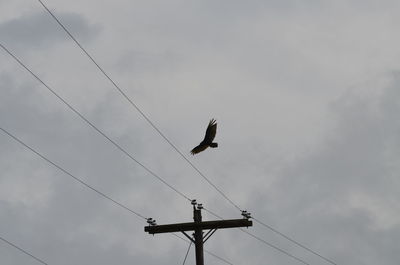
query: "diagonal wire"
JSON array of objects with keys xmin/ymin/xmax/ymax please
[
  {"xmin": 0, "ymin": 64, "xmax": 308, "ymax": 265},
  {"xmin": 0, "ymin": 127, "xmax": 234, "ymax": 265},
  {"xmin": 36, "ymin": 0, "xmax": 241, "ymax": 212},
  {"xmin": 172, "ymin": 234, "xmax": 234, "ymax": 265},
  {"xmin": 31, "ymin": 2, "xmax": 337, "ymax": 264},
  {"xmin": 0, "ymin": 41, "xmax": 237, "ymax": 265},
  {"xmin": 0, "ymin": 126, "xmax": 148, "ymax": 221},
  {"xmin": 203, "ymin": 208, "xmax": 312, "ymax": 265},
  {"xmin": 239, "ymin": 228, "xmax": 312, "ymax": 265},
  {"xmin": 252, "ymin": 216, "xmax": 338, "ymax": 265},
  {"xmin": 1, "ymin": 221, "xmax": 232, "ymax": 265},
  {"xmin": 1, "ymin": 40, "xmax": 234, "ymax": 265},
  {"xmin": 0, "ymin": 235, "xmax": 50, "ymax": 265},
  {"xmin": 182, "ymin": 240, "xmax": 192, "ymax": 265},
  {"xmin": 0, "ymin": 42, "xmax": 191, "ymax": 203}
]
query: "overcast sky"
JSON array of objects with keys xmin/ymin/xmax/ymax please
[{"xmin": 1, "ymin": 0, "xmax": 400, "ymax": 264}]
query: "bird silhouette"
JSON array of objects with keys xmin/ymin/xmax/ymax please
[{"xmin": 191, "ymin": 119, "xmax": 218, "ymax": 155}]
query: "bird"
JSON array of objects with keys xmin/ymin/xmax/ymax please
[{"xmin": 191, "ymin": 119, "xmax": 218, "ymax": 155}]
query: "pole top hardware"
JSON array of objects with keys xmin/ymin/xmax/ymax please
[
  {"xmin": 144, "ymin": 205, "xmax": 252, "ymax": 265},
  {"xmin": 241, "ymin": 210, "xmax": 251, "ymax": 219},
  {"xmin": 147, "ymin": 218, "xmax": 157, "ymax": 226}
]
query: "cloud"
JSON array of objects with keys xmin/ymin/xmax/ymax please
[
  {"xmin": 1, "ymin": 1, "xmax": 400, "ymax": 264},
  {"xmin": 245, "ymin": 74, "xmax": 400, "ymax": 264},
  {"xmin": 0, "ymin": 70, "xmax": 190, "ymax": 265},
  {"xmin": 0, "ymin": 10, "xmax": 100, "ymax": 52}
]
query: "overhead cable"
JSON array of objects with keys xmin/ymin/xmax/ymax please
[
  {"xmin": 252, "ymin": 217, "xmax": 338, "ymax": 265},
  {"xmin": 0, "ymin": 127, "xmax": 233, "ymax": 265},
  {"xmin": 172, "ymin": 233, "xmax": 234, "ymax": 265},
  {"xmin": 0, "ymin": 126, "xmax": 148, "ymax": 220},
  {"xmin": 203, "ymin": 208, "xmax": 312, "ymax": 265},
  {"xmin": 0, "ymin": 42, "xmax": 191, "ymax": 203},
  {"xmin": 36, "ymin": 0, "xmax": 240, "ymax": 212},
  {"xmin": 182, "ymin": 241, "xmax": 192, "ymax": 265},
  {"xmin": 0, "ymin": 235, "xmax": 50, "ymax": 265},
  {"xmin": 29, "ymin": 2, "xmax": 337, "ymax": 264}
]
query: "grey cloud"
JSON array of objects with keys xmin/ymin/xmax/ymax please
[
  {"xmin": 113, "ymin": 49, "xmax": 182, "ymax": 77},
  {"xmin": 0, "ymin": 71, "xmax": 192, "ymax": 265},
  {"xmin": 245, "ymin": 75, "xmax": 400, "ymax": 264},
  {"xmin": 0, "ymin": 10, "xmax": 100, "ymax": 52},
  {"xmin": 2, "ymin": 1, "xmax": 400, "ymax": 264}
]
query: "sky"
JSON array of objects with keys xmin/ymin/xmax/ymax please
[{"xmin": 1, "ymin": 0, "xmax": 400, "ymax": 264}]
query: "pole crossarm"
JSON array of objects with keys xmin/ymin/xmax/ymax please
[
  {"xmin": 145, "ymin": 219, "xmax": 252, "ymax": 234},
  {"xmin": 144, "ymin": 203, "xmax": 252, "ymax": 265}
]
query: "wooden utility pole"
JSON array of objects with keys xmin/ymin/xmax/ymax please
[{"xmin": 144, "ymin": 200, "xmax": 252, "ymax": 265}]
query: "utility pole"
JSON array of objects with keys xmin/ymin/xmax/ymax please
[{"xmin": 144, "ymin": 200, "xmax": 252, "ymax": 265}]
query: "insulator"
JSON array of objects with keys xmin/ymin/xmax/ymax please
[
  {"xmin": 191, "ymin": 199, "xmax": 197, "ymax": 205},
  {"xmin": 241, "ymin": 211, "xmax": 251, "ymax": 219},
  {"xmin": 197, "ymin": 203, "xmax": 203, "ymax": 209}
]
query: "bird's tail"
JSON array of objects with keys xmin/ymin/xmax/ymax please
[{"xmin": 210, "ymin": 142, "xmax": 218, "ymax": 148}]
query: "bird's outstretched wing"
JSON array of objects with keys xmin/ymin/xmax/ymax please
[
  {"xmin": 191, "ymin": 119, "xmax": 217, "ymax": 155},
  {"xmin": 191, "ymin": 144, "xmax": 208, "ymax": 155},
  {"xmin": 204, "ymin": 119, "xmax": 217, "ymax": 143}
]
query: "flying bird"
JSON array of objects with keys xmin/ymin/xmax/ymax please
[{"xmin": 191, "ymin": 119, "xmax": 218, "ymax": 155}]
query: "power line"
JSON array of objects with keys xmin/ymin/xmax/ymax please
[
  {"xmin": 172, "ymin": 234, "xmax": 234, "ymax": 265},
  {"xmin": 0, "ymin": 228, "xmax": 232, "ymax": 265},
  {"xmin": 0, "ymin": 53, "xmax": 313, "ymax": 265},
  {"xmin": 1, "ymin": 41, "xmax": 319, "ymax": 265},
  {"xmin": 204, "ymin": 249, "xmax": 234, "ymax": 265},
  {"xmin": 239, "ymin": 229, "xmax": 312, "ymax": 265},
  {"xmin": 0, "ymin": 41, "xmax": 244, "ymax": 265},
  {"xmin": 182, "ymin": 241, "xmax": 192, "ymax": 265},
  {"xmin": 1, "ymin": 41, "xmax": 284, "ymax": 264},
  {"xmin": 0, "ymin": 126, "xmax": 148, "ymax": 221},
  {"xmin": 203, "ymin": 208, "xmax": 312, "ymax": 265},
  {"xmin": 0, "ymin": 127, "xmax": 234, "ymax": 265},
  {"xmin": 252, "ymin": 217, "xmax": 338, "ymax": 265},
  {"xmin": 1, "ymin": 40, "xmax": 238, "ymax": 265},
  {"xmin": 0, "ymin": 42, "xmax": 191, "ymax": 203},
  {"xmin": 0, "ymin": 42, "xmax": 228, "ymax": 261},
  {"xmin": 29, "ymin": 2, "xmax": 337, "ymax": 264},
  {"xmin": 36, "ymin": 0, "xmax": 241, "ymax": 212},
  {"xmin": 1, "ymin": 38, "xmax": 237, "ymax": 264},
  {"xmin": 0, "ymin": 235, "xmax": 49, "ymax": 265}
]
